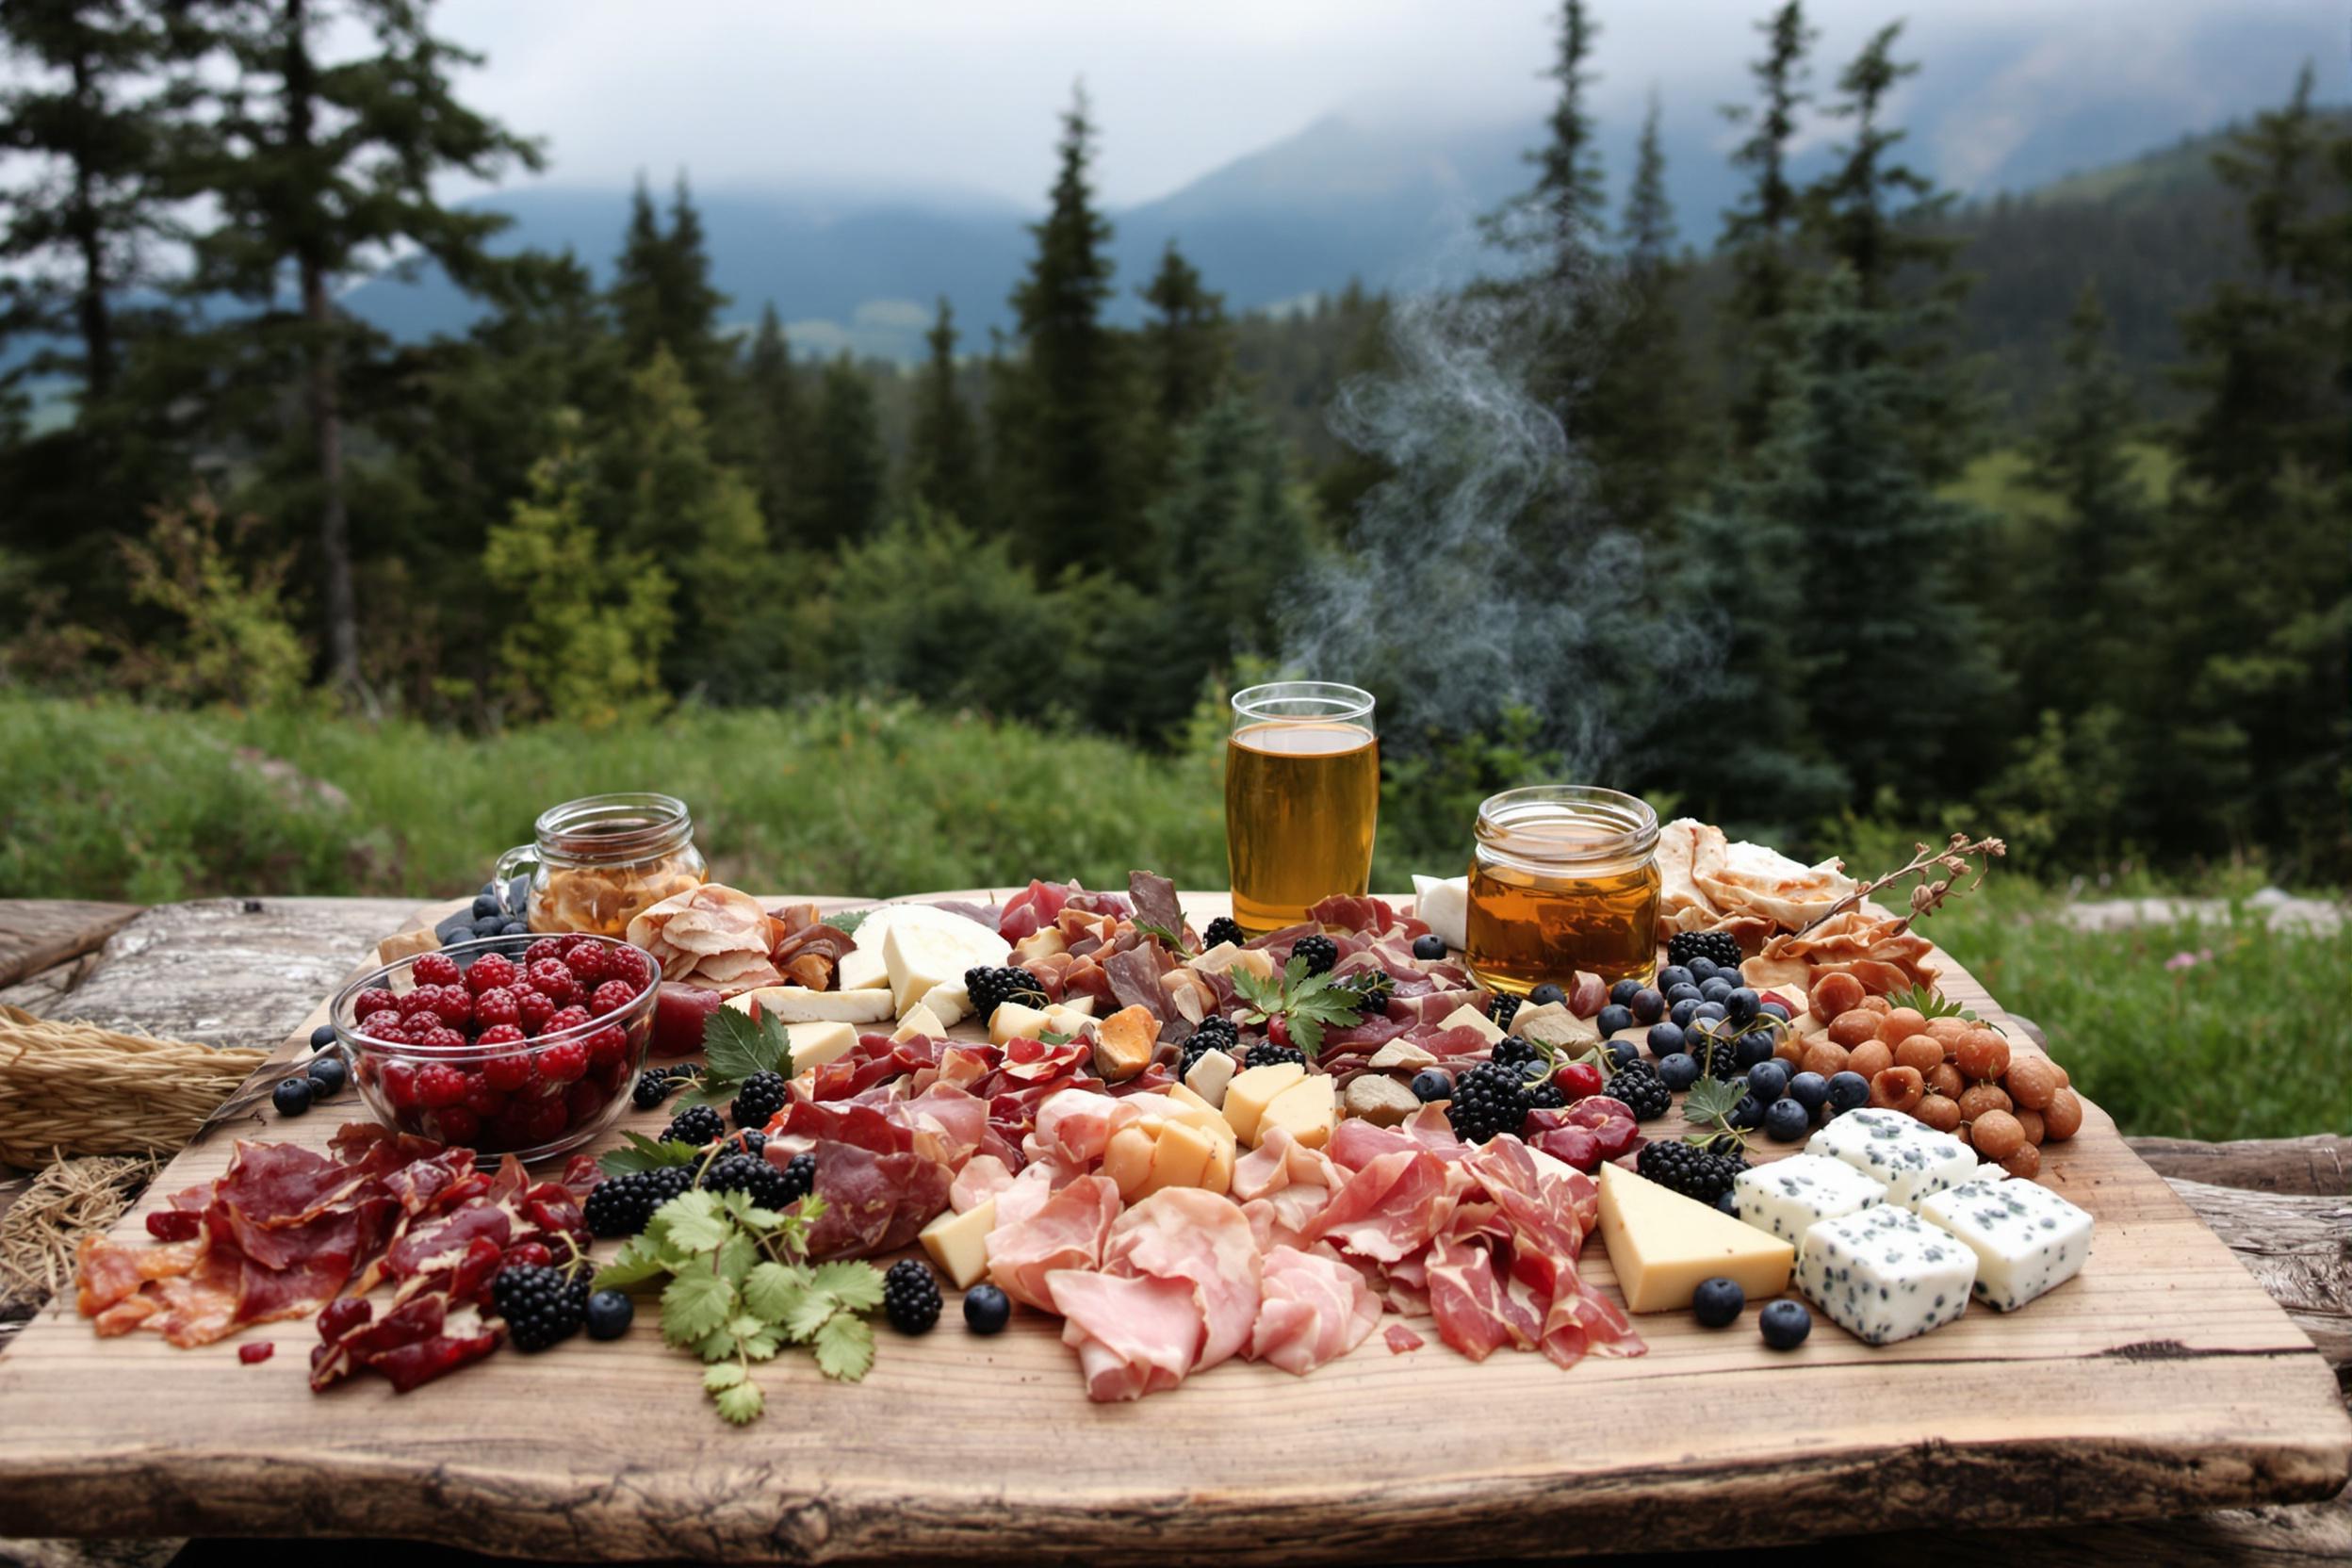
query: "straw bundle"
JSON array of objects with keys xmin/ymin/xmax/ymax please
[
  {"xmin": 0, "ymin": 1152, "xmax": 159, "ymax": 1314},
  {"xmin": 0, "ymin": 1004, "xmax": 267, "ymax": 1166}
]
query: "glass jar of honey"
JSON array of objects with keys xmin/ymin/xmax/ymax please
[
  {"xmin": 495, "ymin": 792, "xmax": 709, "ymax": 939},
  {"xmin": 1464, "ymin": 785, "xmax": 1659, "ymax": 994}
]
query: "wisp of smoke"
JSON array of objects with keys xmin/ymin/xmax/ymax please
[{"xmin": 1276, "ymin": 207, "xmax": 1719, "ymax": 781}]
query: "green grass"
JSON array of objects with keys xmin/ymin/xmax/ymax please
[{"xmin": 5, "ymin": 694, "xmax": 2344, "ymax": 1140}]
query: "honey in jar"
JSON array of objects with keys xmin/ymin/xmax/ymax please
[{"xmin": 1464, "ymin": 785, "xmax": 1659, "ymax": 994}]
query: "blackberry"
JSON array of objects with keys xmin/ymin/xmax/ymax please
[
  {"xmin": 1635, "ymin": 1136, "xmax": 1749, "ymax": 1204},
  {"xmin": 1446, "ymin": 1061, "xmax": 1530, "ymax": 1144},
  {"xmin": 882, "ymin": 1259, "xmax": 942, "ymax": 1334},
  {"xmin": 1527, "ymin": 1080, "xmax": 1567, "ymax": 1111},
  {"xmin": 776, "ymin": 1151, "xmax": 817, "ymax": 1205},
  {"xmin": 1688, "ymin": 1024, "xmax": 1745, "ymax": 1082},
  {"xmin": 1190, "ymin": 1014, "xmax": 1240, "ymax": 1053},
  {"xmin": 661, "ymin": 1103, "xmax": 726, "ymax": 1147},
  {"xmin": 583, "ymin": 1166, "xmax": 693, "ymax": 1237},
  {"xmin": 1202, "ymin": 916, "xmax": 1246, "ymax": 950},
  {"xmin": 1667, "ymin": 930, "xmax": 1742, "ymax": 972},
  {"xmin": 964, "ymin": 965, "xmax": 1047, "ymax": 1021},
  {"xmin": 731, "ymin": 1070, "xmax": 789, "ymax": 1131},
  {"xmin": 1290, "ymin": 935, "xmax": 1338, "ymax": 976},
  {"xmin": 1245, "ymin": 1041, "xmax": 1307, "ymax": 1070},
  {"xmin": 1488, "ymin": 992, "xmax": 1522, "ymax": 1032},
  {"xmin": 703, "ymin": 1152, "xmax": 794, "ymax": 1209},
  {"xmin": 1490, "ymin": 1035, "xmax": 1541, "ymax": 1071},
  {"xmin": 735, "ymin": 1130, "xmax": 768, "ymax": 1157},
  {"xmin": 630, "ymin": 1068, "xmax": 676, "ymax": 1111},
  {"xmin": 1607, "ymin": 1058, "xmax": 1673, "ymax": 1120},
  {"xmin": 492, "ymin": 1264, "xmax": 589, "ymax": 1352},
  {"xmin": 1335, "ymin": 969, "xmax": 1395, "ymax": 1018}
]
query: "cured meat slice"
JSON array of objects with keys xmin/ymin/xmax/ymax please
[
  {"xmin": 987, "ymin": 1174, "xmax": 1120, "ymax": 1311},
  {"xmin": 1125, "ymin": 872, "xmax": 1187, "ymax": 946},
  {"xmin": 1251, "ymin": 1245, "xmax": 1380, "ymax": 1375},
  {"xmin": 998, "ymin": 879, "xmax": 1074, "ymax": 942},
  {"xmin": 1385, "ymin": 1323, "xmax": 1426, "ymax": 1354},
  {"xmin": 626, "ymin": 884, "xmax": 787, "ymax": 994},
  {"xmin": 1103, "ymin": 1187, "xmax": 1262, "ymax": 1370},
  {"xmin": 1047, "ymin": 1268, "xmax": 1200, "ymax": 1402},
  {"xmin": 1303, "ymin": 1149, "xmax": 1459, "ymax": 1264},
  {"xmin": 802, "ymin": 1141, "xmax": 952, "ymax": 1259},
  {"xmin": 1103, "ymin": 946, "xmax": 1190, "ymax": 1045},
  {"xmin": 950, "ymin": 1154, "xmax": 1017, "ymax": 1214}
]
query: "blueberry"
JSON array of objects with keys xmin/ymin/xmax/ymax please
[
  {"xmin": 500, "ymin": 920, "xmax": 530, "ymax": 936},
  {"xmin": 1692, "ymin": 1277, "xmax": 1745, "ymax": 1328},
  {"xmin": 1529, "ymin": 983, "xmax": 1567, "ymax": 1007},
  {"xmin": 1688, "ymin": 957, "xmax": 1720, "ymax": 983},
  {"xmin": 1604, "ymin": 1038, "xmax": 1638, "ymax": 1070},
  {"xmin": 963, "ymin": 1282, "xmax": 1012, "ymax": 1335},
  {"xmin": 1646, "ymin": 1021, "xmax": 1686, "ymax": 1058},
  {"xmin": 1410, "ymin": 1068, "xmax": 1451, "ymax": 1102},
  {"xmin": 1655, "ymin": 965, "xmax": 1693, "ymax": 993},
  {"xmin": 1596, "ymin": 1004, "xmax": 1634, "ymax": 1037},
  {"xmin": 1700, "ymin": 976, "xmax": 1734, "ymax": 1004},
  {"xmin": 1763, "ymin": 1097, "xmax": 1811, "ymax": 1142},
  {"xmin": 1787, "ymin": 1071, "xmax": 1830, "ymax": 1113},
  {"xmin": 1411, "ymin": 934, "xmax": 1447, "ymax": 961},
  {"xmin": 1727, "ymin": 987, "xmax": 1760, "ymax": 1023},
  {"xmin": 1665, "ymin": 983, "xmax": 1702, "ymax": 1006},
  {"xmin": 1728, "ymin": 1093, "xmax": 1765, "ymax": 1129},
  {"xmin": 1657, "ymin": 1053, "xmax": 1699, "ymax": 1091},
  {"xmin": 480, "ymin": 878, "xmax": 499, "ymax": 898},
  {"xmin": 508, "ymin": 874, "xmax": 531, "ymax": 909},
  {"xmin": 1734, "ymin": 1031, "xmax": 1777, "ymax": 1069},
  {"xmin": 1747, "ymin": 1061, "xmax": 1788, "ymax": 1102},
  {"xmin": 1694, "ymin": 1001, "xmax": 1728, "ymax": 1023},
  {"xmin": 305, "ymin": 1054, "xmax": 349, "ymax": 1095},
  {"xmin": 1826, "ymin": 1070, "xmax": 1870, "ymax": 1112},
  {"xmin": 434, "ymin": 913, "xmax": 475, "ymax": 944},
  {"xmin": 471, "ymin": 914, "xmax": 505, "ymax": 938},
  {"xmin": 1759, "ymin": 1299, "xmax": 1812, "ymax": 1349},
  {"xmin": 585, "ymin": 1289, "xmax": 634, "ymax": 1341},
  {"xmin": 309, "ymin": 1022, "xmax": 337, "ymax": 1052},
  {"xmin": 271, "ymin": 1076, "xmax": 315, "ymax": 1117},
  {"xmin": 1669, "ymin": 999, "xmax": 1701, "ymax": 1028},
  {"xmin": 1759, "ymin": 1000, "xmax": 1792, "ymax": 1024},
  {"xmin": 1713, "ymin": 1188, "xmax": 1741, "ymax": 1216},
  {"xmin": 472, "ymin": 893, "xmax": 502, "ymax": 919},
  {"xmin": 1629, "ymin": 988, "xmax": 1665, "ymax": 1024}
]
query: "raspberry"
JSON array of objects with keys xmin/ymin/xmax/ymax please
[
  {"xmin": 476, "ymin": 1022, "xmax": 527, "ymax": 1046},
  {"xmin": 520, "ymin": 1097, "xmax": 568, "ymax": 1144},
  {"xmin": 354, "ymin": 987, "xmax": 398, "ymax": 1019},
  {"xmin": 516, "ymin": 990, "xmax": 556, "ymax": 1035},
  {"xmin": 360, "ymin": 1008, "xmax": 405, "ymax": 1038},
  {"xmin": 536, "ymin": 1039, "xmax": 588, "ymax": 1083},
  {"xmin": 590, "ymin": 980, "xmax": 637, "ymax": 1018},
  {"xmin": 544, "ymin": 1004, "xmax": 593, "ymax": 1035},
  {"xmin": 397, "ymin": 988, "xmax": 438, "ymax": 1020},
  {"xmin": 466, "ymin": 953, "xmax": 518, "ymax": 995},
  {"xmin": 419, "ymin": 1025, "xmax": 468, "ymax": 1051},
  {"xmin": 415, "ymin": 1063, "xmax": 468, "ymax": 1109},
  {"xmin": 603, "ymin": 946, "xmax": 652, "ymax": 991},
  {"xmin": 481, "ymin": 1050, "xmax": 532, "ymax": 1091},
  {"xmin": 463, "ymin": 1077, "xmax": 509, "ymax": 1117},
  {"xmin": 525, "ymin": 939, "xmax": 566, "ymax": 967},
  {"xmin": 413, "ymin": 952, "xmax": 462, "ymax": 988},
  {"xmin": 428, "ymin": 985, "xmax": 473, "ymax": 1028},
  {"xmin": 474, "ymin": 987, "xmax": 521, "ymax": 1028},
  {"xmin": 527, "ymin": 960, "xmax": 580, "ymax": 1005},
  {"xmin": 431, "ymin": 1105, "xmax": 481, "ymax": 1144},
  {"xmin": 565, "ymin": 1080, "xmax": 608, "ymax": 1121},
  {"xmin": 563, "ymin": 940, "xmax": 610, "ymax": 985},
  {"xmin": 585, "ymin": 1023, "xmax": 629, "ymax": 1070},
  {"xmin": 381, "ymin": 1062, "xmax": 418, "ymax": 1108}
]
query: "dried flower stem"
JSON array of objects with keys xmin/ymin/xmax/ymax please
[{"xmin": 1798, "ymin": 832, "xmax": 2007, "ymax": 938}]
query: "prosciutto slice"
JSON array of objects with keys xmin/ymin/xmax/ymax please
[
  {"xmin": 1046, "ymin": 1269, "xmax": 1200, "ymax": 1402},
  {"xmin": 1251, "ymin": 1245, "xmax": 1380, "ymax": 1375},
  {"xmin": 987, "ymin": 1174, "xmax": 1120, "ymax": 1311},
  {"xmin": 1103, "ymin": 1187, "xmax": 1262, "ymax": 1370}
]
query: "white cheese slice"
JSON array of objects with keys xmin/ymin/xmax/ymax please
[
  {"xmin": 1808, "ymin": 1107, "xmax": 1982, "ymax": 1209},
  {"xmin": 1734, "ymin": 1153, "xmax": 1887, "ymax": 1247},
  {"xmin": 890, "ymin": 1004, "xmax": 947, "ymax": 1043},
  {"xmin": 882, "ymin": 923, "xmax": 1004, "ymax": 1017},
  {"xmin": 1437, "ymin": 1002, "xmax": 1505, "ymax": 1047},
  {"xmin": 1917, "ymin": 1175, "xmax": 2094, "ymax": 1313},
  {"xmin": 1796, "ymin": 1203, "xmax": 1977, "ymax": 1345},
  {"xmin": 726, "ymin": 986, "xmax": 893, "ymax": 1026},
  {"xmin": 917, "ymin": 981, "xmax": 970, "ymax": 1030},
  {"xmin": 1181, "ymin": 1046, "xmax": 1236, "ymax": 1108},
  {"xmin": 920, "ymin": 1198, "xmax": 996, "ymax": 1289},
  {"xmin": 1411, "ymin": 874, "xmax": 1468, "ymax": 951},
  {"xmin": 836, "ymin": 949, "xmax": 890, "ymax": 991},
  {"xmin": 849, "ymin": 903, "xmax": 1010, "ymax": 968}
]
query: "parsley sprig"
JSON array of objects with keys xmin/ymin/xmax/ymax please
[
  {"xmin": 1229, "ymin": 956, "xmax": 1376, "ymax": 1057},
  {"xmin": 591, "ymin": 1186, "xmax": 884, "ymax": 1424}
]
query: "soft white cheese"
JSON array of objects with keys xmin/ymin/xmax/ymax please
[
  {"xmin": 1411, "ymin": 874, "xmax": 1468, "ymax": 951},
  {"xmin": 1796, "ymin": 1203, "xmax": 1978, "ymax": 1346},
  {"xmin": 1917, "ymin": 1175, "xmax": 2094, "ymax": 1312},
  {"xmin": 1808, "ymin": 1107, "xmax": 1982, "ymax": 1209},
  {"xmin": 1734, "ymin": 1153, "xmax": 1887, "ymax": 1246}
]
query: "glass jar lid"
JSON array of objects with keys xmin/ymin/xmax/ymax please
[
  {"xmin": 533, "ymin": 792, "xmax": 694, "ymax": 866},
  {"xmin": 1474, "ymin": 785, "xmax": 1658, "ymax": 874}
]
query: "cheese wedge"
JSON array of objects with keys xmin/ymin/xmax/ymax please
[
  {"xmin": 836, "ymin": 949, "xmax": 890, "ymax": 991},
  {"xmin": 1181, "ymin": 1046, "xmax": 1236, "ymax": 1108},
  {"xmin": 918, "ymin": 982, "xmax": 970, "ymax": 1030},
  {"xmin": 1258, "ymin": 1074, "xmax": 1336, "ymax": 1151},
  {"xmin": 1438, "ymin": 1003, "xmax": 1506, "ymax": 1046},
  {"xmin": 1222, "ymin": 1061, "xmax": 1306, "ymax": 1144},
  {"xmin": 919, "ymin": 1199, "xmax": 996, "ymax": 1288},
  {"xmin": 1093, "ymin": 1004, "xmax": 1159, "ymax": 1082},
  {"xmin": 1150, "ymin": 1119, "xmax": 1218, "ymax": 1193},
  {"xmin": 728, "ymin": 986, "xmax": 893, "ymax": 1026},
  {"xmin": 882, "ymin": 921, "xmax": 1004, "ymax": 1017},
  {"xmin": 850, "ymin": 903, "xmax": 1009, "ymax": 969},
  {"xmin": 1044, "ymin": 1001, "xmax": 1097, "ymax": 1037},
  {"xmin": 988, "ymin": 1001, "xmax": 1054, "ymax": 1046},
  {"xmin": 1049, "ymin": 994, "xmax": 1096, "ymax": 1019},
  {"xmin": 1595, "ymin": 1160, "xmax": 1794, "ymax": 1313},
  {"xmin": 890, "ymin": 1004, "xmax": 947, "ymax": 1044},
  {"xmin": 769, "ymin": 1020, "xmax": 859, "ymax": 1076}
]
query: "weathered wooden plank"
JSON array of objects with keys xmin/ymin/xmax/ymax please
[
  {"xmin": 2134, "ymin": 1135, "xmax": 2352, "ymax": 1198},
  {"xmin": 0, "ymin": 904, "xmax": 140, "ymax": 989}
]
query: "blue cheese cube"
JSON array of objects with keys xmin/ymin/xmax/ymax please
[
  {"xmin": 1807, "ymin": 1107, "xmax": 1981, "ymax": 1209},
  {"xmin": 1917, "ymin": 1175, "xmax": 2094, "ymax": 1312},
  {"xmin": 1735, "ymin": 1153, "xmax": 1887, "ymax": 1246},
  {"xmin": 1796, "ymin": 1204, "xmax": 1979, "ymax": 1346}
]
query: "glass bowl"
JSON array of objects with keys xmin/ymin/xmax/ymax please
[{"xmin": 330, "ymin": 933, "xmax": 662, "ymax": 1164}]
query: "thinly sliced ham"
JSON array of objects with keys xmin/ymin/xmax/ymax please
[
  {"xmin": 987, "ymin": 1174, "xmax": 1120, "ymax": 1311},
  {"xmin": 1251, "ymin": 1245, "xmax": 1380, "ymax": 1375},
  {"xmin": 1104, "ymin": 1188, "xmax": 1262, "ymax": 1370},
  {"xmin": 1303, "ymin": 1148, "xmax": 1461, "ymax": 1264},
  {"xmin": 1045, "ymin": 1269, "xmax": 1200, "ymax": 1402}
]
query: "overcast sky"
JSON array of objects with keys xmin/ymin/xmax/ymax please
[{"xmin": 435, "ymin": 0, "xmax": 2341, "ymax": 206}]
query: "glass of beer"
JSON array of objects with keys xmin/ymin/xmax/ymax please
[{"xmin": 1225, "ymin": 681, "xmax": 1379, "ymax": 935}]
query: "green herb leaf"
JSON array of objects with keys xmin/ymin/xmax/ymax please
[
  {"xmin": 1888, "ymin": 983, "xmax": 1974, "ymax": 1021},
  {"xmin": 809, "ymin": 1260, "xmax": 887, "ymax": 1314},
  {"xmin": 676, "ymin": 1006, "xmax": 792, "ymax": 1110},
  {"xmin": 662, "ymin": 1268, "xmax": 736, "ymax": 1345},
  {"xmin": 702, "ymin": 1362, "xmax": 746, "ymax": 1392},
  {"xmin": 782, "ymin": 1290, "xmax": 841, "ymax": 1343},
  {"xmin": 740, "ymin": 1328, "xmax": 782, "ymax": 1362},
  {"xmin": 742, "ymin": 1260, "xmax": 807, "ymax": 1323},
  {"xmin": 1131, "ymin": 919, "xmax": 1191, "ymax": 956},
  {"xmin": 713, "ymin": 1380, "xmax": 766, "ymax": 1424},
  {"xmin": 1037, "ymin": 1028, "xmax": 1075, "ymax": 1047},
  {"xmin": 821, "ymin": 908, "xmax": 870, "ymax": 936},
  {"xmin": 597, "ymin": 1130, "xmax": 700, "ymax": 1177},
  {"xmin": 590, "ymin": 1238, "xmax": 672, "ymax": 1291},
  {"xmin": 812, "ymin": 1313, "xmax": 874, "ymax": 1381},
  {"xmin": 657, "ymin": 1190, "xmax": 733, "ymax": 1254},
  {"xmin": 1683, "ymin": 1076, "xmax": 1744, "ymax": 1131}
]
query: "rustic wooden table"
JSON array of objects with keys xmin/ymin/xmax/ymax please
[{"xmin": 0, "ymin": 896, "xmax": 2345, "ymax": 1568}]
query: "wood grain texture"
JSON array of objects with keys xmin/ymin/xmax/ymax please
[
  {"xmin": 0, "ymin": 903, "xmax": 139, "ymax": 989},
  {"xmin": 2134, "ymin": 1135, "xmax": 2352, "ymax": 1198},
  {"xmin": 0, "ymin": 890, "xmax": 2345, "ymax": 1565}
]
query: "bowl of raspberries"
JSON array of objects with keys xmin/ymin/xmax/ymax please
[{"xmin": 332, "ymin": 933, "xmax": 662, "ymax": 1162}]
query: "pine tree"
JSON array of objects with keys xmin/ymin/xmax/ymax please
[
  {"xmin": 182, "ymin": 0, "xmax": 542, "ymax": 696},
  {"xmin": 743, "ymin": 302, "xmax": 809, "ymax": 538},
  {"xmin": 809, "ymin": 353, "xmax": 885, "ymax": 541},
  {"xmin": 993, "ymin": 83, "xmax": 1132, "ymax": 576},
  {"xmin": 0, "ymin": 0, "xmax": 192, "ymax": 400},
  {"xmin": 907, "ymin": 298, "xmax": 982, "ymax": 525},
  {"xmin": 1720, "ymin": 0, "xmax": 1816, "ymax": 452},
  {"xmin": 1135, "ymin": 241, "xmax": 1230, "ymax": 490},
  {"xmin": 610, "ymin": 172, "xmax": 733, "ymax": 417},
  {"xmin": 1489, "ymin": 0, "xmax": 1605, "ymax": 261},
  {"xmin": 1587, "ymin": 90, "xmax": 1692, "ymax": 537}
]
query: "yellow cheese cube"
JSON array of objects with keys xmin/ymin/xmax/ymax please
[
  {"xmin": 1221, "ymin": 1062, "xmax": 1306, "ymax": 1144},
  {"xmin": 1257, "ymin": 1074, "xmax": 1336, "ymax": 1151},
  {"xmin": 890, "ymin": 1004, "xmax": 946, "ymax": 1044},
  {"xmin": 919, "ymin": 1198, "xmax": 996, "ymax": 1289},
  {"xmin": 1595, "ymin": 1160, "xmax": 1794, "ymax": 1313},
  {"xmin": 1166, "ymin": 1081, "xmax": 1219, "ymax": 1117},
  {"xmin": 1200, "ymin": 1135, "xmax": 1234, "ymax": 1193},
  {"xmin": 771, "ymin": 1020, "xmax": 858, "ymax": 1077},
  {"xmin": 1146, "ymin": 1119, "xmax": 1217, "ymax": 1194},
  {"xmin": 1011, "ymin": 927, "xmax": 1070, "ymax": 965},
  {"xmin": 1102, "ymin": 1125, "xmax": 1158, "ymax": 1199},
  {"xmin": 988, "ymin": 1001, "xmax": 1054, "ymax": 1046},
  {"xmin": 1438, "ymin": 1003, "xmax": 1506, "ymax": 1046}
]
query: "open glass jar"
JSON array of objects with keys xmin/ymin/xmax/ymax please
[
  {"xmin": 496, "ymin": 792, "xmax": 708, "ymax": 939},
  {"xmin": 1464, "ymin": 785, "xmax": 1660, "ymax": 993}
]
